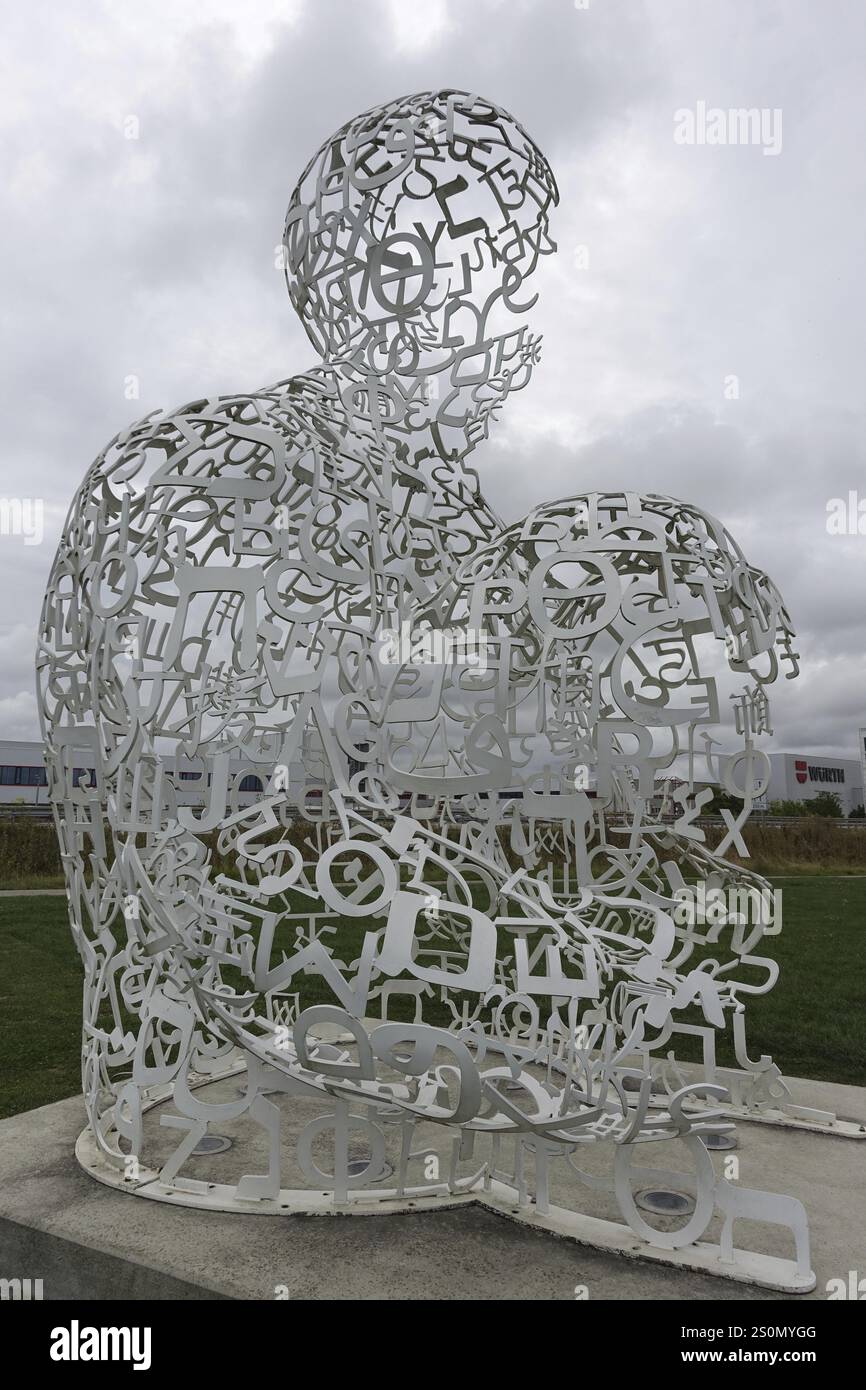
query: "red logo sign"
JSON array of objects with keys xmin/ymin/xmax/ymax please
[{"xmin": 795, "ymin": 759, "xmax": 808, "ymax": 784}]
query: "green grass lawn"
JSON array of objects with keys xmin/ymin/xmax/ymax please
[
  {"xmin": 0, "ymin": 875, "xmax": 65, "ymax": 891},
  {"xmin": 1, "ymin": 877, "xmax": 864, "ymax": 1120},
  {"xmin": 671, "ymin": 877, "xmax": 866, "ymax": 1084},
  {"xmin": 0, "ymin": 895, "xmax": 84, "ymax": 1119}
]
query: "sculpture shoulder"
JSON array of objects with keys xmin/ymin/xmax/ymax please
[{"xmin": 52, "ymin": 373, "xmax": 352, "ymax": 563}]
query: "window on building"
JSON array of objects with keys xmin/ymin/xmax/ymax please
[
  {"xmin": 239, "ymin": 775, "xmax": 263, "ymax": 794},
  {"xmin": 0, "ymin": 765, "xmax": 48, "ymax": 786}
]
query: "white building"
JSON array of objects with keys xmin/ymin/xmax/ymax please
[
  {"xmin": 0, "ymin": 739, "xmax": 52, "ymax": 806},
  {"xmin": 765, "ymin": 752, "xmax": 864, "ymax": 816},
  {"xmin": 0, "ymin": 738, "xmax": 311, "ymax": 812}
]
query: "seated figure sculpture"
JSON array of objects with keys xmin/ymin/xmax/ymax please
[{"xmin": 37, "ymin": 90, "xmax": 812, "ymax": 1289}]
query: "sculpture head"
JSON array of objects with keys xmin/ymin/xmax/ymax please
[{"xmin": 283, "ymin": 90, "xmax": 558, "ymax": 455}]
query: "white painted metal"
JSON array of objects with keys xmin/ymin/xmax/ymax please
[{"xmin": 39, "ymin": 88, "xmax": 817, "ymax": 1291}]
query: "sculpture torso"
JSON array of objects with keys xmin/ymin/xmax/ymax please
[{"xmin": 38, "ymin": 362, "xmax": 795, "ymax": 1140}]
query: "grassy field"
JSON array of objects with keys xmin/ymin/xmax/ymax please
[
  {"xmin": 0, "ymin": 895, "xmax": 84, "ymax": 1118},
  {"xmin": 670, "ymin": 877, "xmax": 866, "ymax": 1084},
  {"xmin": 1, "ymin": 877, "xmax": 864, "ymax": 1121},
  {"xmin": 2, "ymin": 814, "xmax": 866, "ymax": 892}
]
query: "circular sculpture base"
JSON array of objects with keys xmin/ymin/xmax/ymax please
[{"xmin": 73, "ymin": 1058, "xmax": 815, "ymax": 1295}]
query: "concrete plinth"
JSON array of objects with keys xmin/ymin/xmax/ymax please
[{"xmin": 0, "ymin": 1075, "xmax": 864, "ymax": 1301}]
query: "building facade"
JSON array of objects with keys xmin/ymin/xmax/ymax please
[
  {"xmin": 0, "ymin": 739, "xmax": 310, "ymax": 812},
  {"xmin": 765, "ymin": 751, "xmax": 864, "ymax": 816},
  {"xmin": 0, "ymin": 739, "xmax": 52, "ymax": 805}
]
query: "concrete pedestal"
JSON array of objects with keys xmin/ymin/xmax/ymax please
[{"xmin": 0, "ymin": 1076, "xmax": 863, "ymax": 1301}]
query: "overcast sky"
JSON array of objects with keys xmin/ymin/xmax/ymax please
[{"xmin": 1, "ymin": 0, "xmax": 864, "ymax": 760}]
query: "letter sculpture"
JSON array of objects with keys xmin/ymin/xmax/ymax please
[{"xmin": 37, "ymin": 90, "xmax": 814, "ymax": 1291}]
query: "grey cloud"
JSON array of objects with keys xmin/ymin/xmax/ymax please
[{"xmin": 1, "ymin": 0, "xmax": 863, "ymax": 764}]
